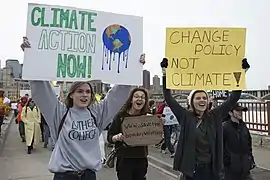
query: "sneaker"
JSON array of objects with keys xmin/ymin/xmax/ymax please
[
  {"xmin": 170, "ymin": 153, "xmax": 175, "ymax": 158},
  {"xmin": 161, "ymin": 150, "xmax": 167, "ymax": 154}
]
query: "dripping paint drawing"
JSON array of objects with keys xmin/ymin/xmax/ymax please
[{"xmin": 102, "ymin": 24, "xmax": 131, "ymax": 73}]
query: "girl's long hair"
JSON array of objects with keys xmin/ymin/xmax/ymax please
[
  {"xmin": 65, "ymin": 81, "xmax": 96, "ymax": 108},
  {"xmin": 119, "ymin": 87, "xmax": 150, "ymax": 115}
]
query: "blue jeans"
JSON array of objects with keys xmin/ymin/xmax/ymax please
[
  {"xmin": 161, "ymin": 125, "xmax": 175, "ymax": 154},
  {"xmin": 53, "ymin": 169, "xmax": 96, "ymax": 180}
]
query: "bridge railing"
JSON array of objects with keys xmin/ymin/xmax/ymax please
[
  {"xmin": 232, "ymin": 101, "xmax": 269, "ymax": 135},
  {"xmin": 153, "ymin": 99, "xmax": 270, "ymax": 135}
]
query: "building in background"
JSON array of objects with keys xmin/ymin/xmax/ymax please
[
  {"xmin": 6, "ymin": 59, "xmax": 22, "ymax": 78},
  {"xmin": 152, "ymin": 75, "xmax": 161, "ymax": 93},
  {"xmin": 0, "ymin": 59, "xmax": 29, "ymax": 100},
  {"xmin": 143, "ymin": 70, "xmax": 150, "ymax": 90}
]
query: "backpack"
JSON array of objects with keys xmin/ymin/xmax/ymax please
[{"xmin": 57, "ymin": 107, "xmax": 97, "ymax": 139}]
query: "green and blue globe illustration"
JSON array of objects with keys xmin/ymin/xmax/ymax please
[{"xmin": 102, "ymin": 24, "xmax": 131, "ymax": 73}]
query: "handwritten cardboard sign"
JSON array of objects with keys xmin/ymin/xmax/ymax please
[
  {"xmin": 122, "ymin": 115, "xmax": 163, "ymax": 146},
  {"xmin": 165, "ymin": 27, "xmax": 246, "ymax": 90}
]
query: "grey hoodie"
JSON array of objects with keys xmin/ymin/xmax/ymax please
[{"xmin": 30, "ymin": 81, "xmax": 132, "ymax": 173}]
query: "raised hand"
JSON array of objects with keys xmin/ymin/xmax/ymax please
[
  {"xmin": 20, "ymin": 37, "xmax": 31, "ymax": 51},
  {"xmin": 160, "ymin": 58, "xmax": 168, "ymax": 75},
  {"xmin": 139, "ymin": 53, "xmax": 146, "ymax": 65},
  {"xmin": 242, "ymin": 58, "xmax": 250, "ymax": 72}
]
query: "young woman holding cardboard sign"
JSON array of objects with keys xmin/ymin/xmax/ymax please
[
  {"xmin": 107, "ymin": 87, "xmax": 150, "ymax": 180},
  {"xmin": 21, "ymin": 38, "xmax": 146, "ymax": 180},
  {"xmin": 160, "ymin": 58, "xmax": 250, "ymax": 180}
]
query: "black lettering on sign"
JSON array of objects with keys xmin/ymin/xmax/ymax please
[
  {"xmin": 171, "ymin": 72, "xmax": 232, "ymax": 87},
  {"xmin": 169, "ymin": 29, "xmax": 230, "ymax": 44}
]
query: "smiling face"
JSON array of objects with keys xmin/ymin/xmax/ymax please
[
  {"xmin": 130, "ymin": 90, "xmax": 146, "ymax": 113},
  {"xmin": 70, "ymin": 83, "xmax": 92, "ymax": 108},
  {"xmin": 192, "ymin": 92, "xmax": 208, "ymax": 113}
]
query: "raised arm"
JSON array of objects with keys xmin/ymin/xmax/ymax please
[
  {"xmin": 162, "ymin": 75, "xmax": 187, "ymax": 125},
  {"xmin": 90, "ymin": 85, "xmax": 132, "ymax": 130},
  {"xmin": 30, "ymin": 81, "xmax": 65, "ymax": 126},
  {"xmin": 211, "ymin": 57, "xmax": 250, "ymax": 119},
  {"xmin": 160, "ymin": 58, "xmax": 188, "ymax": 125},
  {"xmin": 211, "ymin": 90, "xmax": 241, "ymax": 119}
]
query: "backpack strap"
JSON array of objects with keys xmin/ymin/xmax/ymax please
[
  {"xmin": 87, "ymin": 107, "xmax": 97, "ymax": 127},
  {"xmin": 57, "ymin": 108, "xmax": 69, "ymax": 139}
]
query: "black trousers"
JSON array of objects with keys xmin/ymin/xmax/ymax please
[
  {"xmin": 0, "ymin": 116, "xmax": 4, "ymax": 134},
  {"xmin": 116, "ymin": 157, "xmax": 148, "ymax": 180},
  {"xmin": 185, "ymin": 164, "xmax": 219, "ymax": 180},
  {"xmin": 18, "ymin": 121, "xmax": 25, "ymax": 139},
  {"xmin": 53, "ymin": 169, "xmax": 96, "ymax": 180},
  {"xmin": 40, "ymin": 122, "xmax": 44, "ymax": 142},
  {"xmin": 224, "ymin": 168, "xmax": 253, "ymax": 180}
]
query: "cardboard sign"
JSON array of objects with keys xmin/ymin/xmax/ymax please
[
  {"xmin": 165, "ymin": 27, "xmax": 246, "ymax": 90},
  {"xmin": 122, "ymin": 115, "xmax": 163, "ymax": 146},
  {"xmin": 23, "ymin": 3, "xmax": 143, "ymax": 85}
]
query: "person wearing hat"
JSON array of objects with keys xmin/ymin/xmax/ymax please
[
  {"xmin": 223, "ymin": 103, "xmax": 256, "ymax": 180},
  {"xmin": 160, "ymin": 57, "xmax": 250, "ymax": 180}
]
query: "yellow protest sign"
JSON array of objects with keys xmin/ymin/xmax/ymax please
[{"xmin": 165, "ymin": 27, "xmax": 246, "ymax": 90}]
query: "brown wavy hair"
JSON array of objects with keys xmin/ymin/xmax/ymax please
[
  {"xmin": 119, "ymin": 87, "xmax": 150, "ymax": 115},
  {"xmin": 65, "ymin": 82, "xmax": 96, "ymax": 108}
]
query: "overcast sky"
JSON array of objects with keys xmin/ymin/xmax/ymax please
[{"xmin": 0, "ymin": 0, "xmax": 268, "ymax": 90}]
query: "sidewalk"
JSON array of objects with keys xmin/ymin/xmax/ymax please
[
  {"xmin": 0, "ymin": 112, "xmax": 14, "ymax": 152},
  {"xmin": 148, "ymin": 145, "xmax": 270, "ymax": 180},
  {"xmin": 0, "ymin": 121, "xmax": 176, "ymax": 180}
]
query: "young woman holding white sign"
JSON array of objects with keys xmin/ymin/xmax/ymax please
[
  {"xmin": 21, "ymin": 38, "xmax": 146, "ymax": 180},
  {"xmin": 160, "ymin": 58, "xmax": 250, "ymax": 180},
  {"xmin": 107, "ymin": 87, "xmax": 150, "ymax": 180}
]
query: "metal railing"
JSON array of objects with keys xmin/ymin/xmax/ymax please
[{"xmin": 153, "ymin": 100, "xmax": 270, "ymax": 135}]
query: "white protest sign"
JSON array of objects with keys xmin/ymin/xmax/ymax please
[
  {"xmin": 20, "ymin": 90, "xmax": 31, "ymax": 97},
  {"xmin": 20, "ymin": 86, "xmax": 60, "ymax": 98},
  {"xmin": 23, "ymin": 3, "xmax": 143, "ymax": 85},
  {"xmin": 162, "ymin": 106, "xmax": 179, "ymax": 125}
]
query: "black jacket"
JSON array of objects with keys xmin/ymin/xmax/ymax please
[
  {"xmin": 41, "ymin": 113, "xmax": 48, "ymax": 126},
  {"xmin": 107, "ymin": 112, "xmax": 148, "ymax": 158},
  {"xmin": 223, "ymin": 120, "xmax": 255, "ymax": 174},
  {"xmin": 162, "ymin": 76, "xmax": 241, "ymax": 177}
]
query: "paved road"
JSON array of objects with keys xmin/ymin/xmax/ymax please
[
  {"xmin": 0, "ymin": 122, "xmax": 175, "ymax": 180},
  {"xmin": 148, "ymin": 146, "xmax": 270, "ymax": 180}
]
